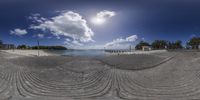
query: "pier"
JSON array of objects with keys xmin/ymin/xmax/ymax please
[{"xmin": 104, "ymin": 49, "xmax": 133, "ymax": 53}]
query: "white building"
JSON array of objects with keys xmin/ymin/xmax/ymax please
[{"xmin": 142, "ymin": 46, "xmax": 151, "ymax": 51}]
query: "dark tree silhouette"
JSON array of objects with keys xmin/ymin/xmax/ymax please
[
  {"xmin": 135, "ymin": 41, "xmax": 150, "ymax": 50},
  {"xmin": 168, "ymin": 40, "xmax": 183, "ymax": 49},
  {"xmin": 17, "ymin": 45, "xmax": 27, "ymax": 49},
  {"xmin": 188, "ymin": 37, "xmax": 200, "ymax": 49},
  {"xmin": 0, "ymin": 40, "xmax": 3, "ymax": 49},
  {"xmin": 0, "ymin": 40, "xmax": 2, "ymax": 45},
  {"xmin": 174, "ymin": 40, "xmax": 183, "ymax": 49},
  {"xmin": 31, "ymin": 46, "xmax": 67, "ymax": 50},
  {"xmin": 151, "ymin": 40, "xmax": 168, "ymax": 50}
]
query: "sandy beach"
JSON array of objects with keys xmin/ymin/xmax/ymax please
[{"xmin": 0, "ymin": 50, "xmax": 200, "ymax": 100}]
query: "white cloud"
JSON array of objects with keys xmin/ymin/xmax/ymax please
[
  {"xmin": 65, "ymin": 38, "xmax": 71, "ymax": 42},
  {"xmin": 71, "ymin": 40, "xmax": 83, "ymax": 46},
  {"xmin": 28, "ymin": 13, "xmax": 47, "ymax": 23},
  {"xmin": 126, "ymin": 35, "xmax": 138, "ymax": 42},
  {"xmin": 37, "ymin": 34, "xmax": 44, "ymax": 38},
  {"xmin": 83, "ymin": 44, "xmax": 105, "ymax": 50},
  {"xmin": 142, "ymin": 37, "xmax": 145, "ymax": 41},
  {"xmin": 105, "ymin": 35, "xmax": 138, "ymax": 49},
  {"xmin": 64, "ymin": 39, "xmax": 84, "ymax": 49},
  {"xmin": 96, "ymin": 10, "xmax": 116, "ymax": 19},
  {"xmin": 10, "ymin": 28, "xmax": 28, "ymax": 36},
  {"xmin": 92, "ymin": 10, "xmax": 116, "ymax": 25},
  {"xmin": 30, "ymin": 11, "xmax": 94, "ymax": 42}
]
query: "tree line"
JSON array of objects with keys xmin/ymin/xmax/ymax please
[
  {"xmin": 0, "ymin": 40, "xmax": 67, "ymax": 50},
  {"xmin": 0, "ymin": 40, "xmax": 2, "ymax": 48},
  {"xmin": 16, "ymin": 45, "xmax": 67, "ymax": 50},
  {"xmin": 186, "ymin": 37, "xmax": 200, "ymax": 49},
  {"xmin": 135, "ymin": 37, "xmax": 200, "ymax": 50}
]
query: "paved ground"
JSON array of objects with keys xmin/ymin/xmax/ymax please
[{"xmin": 0, "ymin": 51, "xmax": 199, "ymax": 100}]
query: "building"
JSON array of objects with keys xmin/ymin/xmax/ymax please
[{"xmin": 142, "ymin": 46, "xmax": 151, "ymax": 51}]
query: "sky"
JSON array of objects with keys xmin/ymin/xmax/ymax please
[{"xmin": 0, "ymin": 0, "xmax": 200, "ymax": 49}]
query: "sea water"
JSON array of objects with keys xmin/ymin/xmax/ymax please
[{"xmin": 47, "ymin": 50, "xmax": 107, "ymax": 57}]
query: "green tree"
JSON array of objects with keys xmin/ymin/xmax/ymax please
[
  {"xmin": 151, "ymin": 40, "xmax": 168, "ymax": 50},
  {"xmin": 0, "ymin": 40, "xmax": 2, "ymax": 45},
  {"xmin": 135, "ymin": 41, "xmax": 150, "ymax": 50},
  {"xmin": 0, "ymin": 40, "xmax": 3, "ymax": 49},
  {"xmin": 17, "ymin": 45, "xmax": 27, "ymax": 49},
  {"xmin": 188, "ymin": 37, "xmax": 200, "ymax": 49},
  {"xmin": 168, "ymin": 40, "xmax": 183, "ymax": 49},
  {"xmin": 174, "ymin": 40, "xmax": 183, "ymax": 49},
  {"xmin": 167, "ymin": 41, "xmax": 173, "ymax": 49}
]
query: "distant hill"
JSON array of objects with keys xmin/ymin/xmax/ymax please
[{"xmin": 31, "ymin": 46, "xmax": 67, "ymax": 50}]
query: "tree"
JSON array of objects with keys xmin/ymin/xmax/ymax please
[
  {"xmin": 17, "ymin": 45, "xmax": 27, "ymax": 49},
  {"xmin": 135, "ymin": 41, "xmax": 150, "ymax": 50},
  {"xmin": 31, "ymin": 46, "xmax": 67, "ymax": 50},
  {"xmin": 188, "ymin": 37, "xmax": 200, "ymax": 49},
  {"xmin": 0, "ymin": 40, "xmax": 2, "ymax": 45},
  {"xmin": 151, "ymin": 40, "xmax": 168, "ymax": 50},
  {"xmin": 168, "ymin": 40, "xmax": 183, "ymax": 49},
  {"xmin": 174, "ymin": 40, "xmax": 183, "ymax": 49},
  {"xmin": 0, "ymin": 40, "xmax": 3, "ymax": 49}
]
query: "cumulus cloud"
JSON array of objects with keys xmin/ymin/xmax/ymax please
[
  {"xmin": 105, "ymin": 35, "xmax": 138, "ymax": 49},
  {"xmin": 30, "ymin": 11, "xmax": 94, "ymax": 42},
  {"xmin": 71, "ymin": 40, "xmax": 83, "ymax": 46},
  {"xmin": 64, "ymin": 39, "xmax": 84, "ymax": 49},
  {"xmin": 10, "ymin": 28, "xmax": 28, "ymax": 36}
]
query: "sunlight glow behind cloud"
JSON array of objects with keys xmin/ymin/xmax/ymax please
[{"xmin": 91, "ymin": 10, "xmax": 116, "ymax": 25}]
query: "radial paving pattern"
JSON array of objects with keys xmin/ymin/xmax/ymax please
[{"xmin": 0, "ymin": 51, "xmax": 200, "ymax": 100}]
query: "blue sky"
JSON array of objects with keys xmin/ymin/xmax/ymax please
[{"xmin": 0, "ymin": 0, "xmax": 200, "ymax": 49}]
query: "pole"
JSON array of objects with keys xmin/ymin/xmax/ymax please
[{"xmin": 37, "ymin": 40, "xmax": 40, "ymax": 56}]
